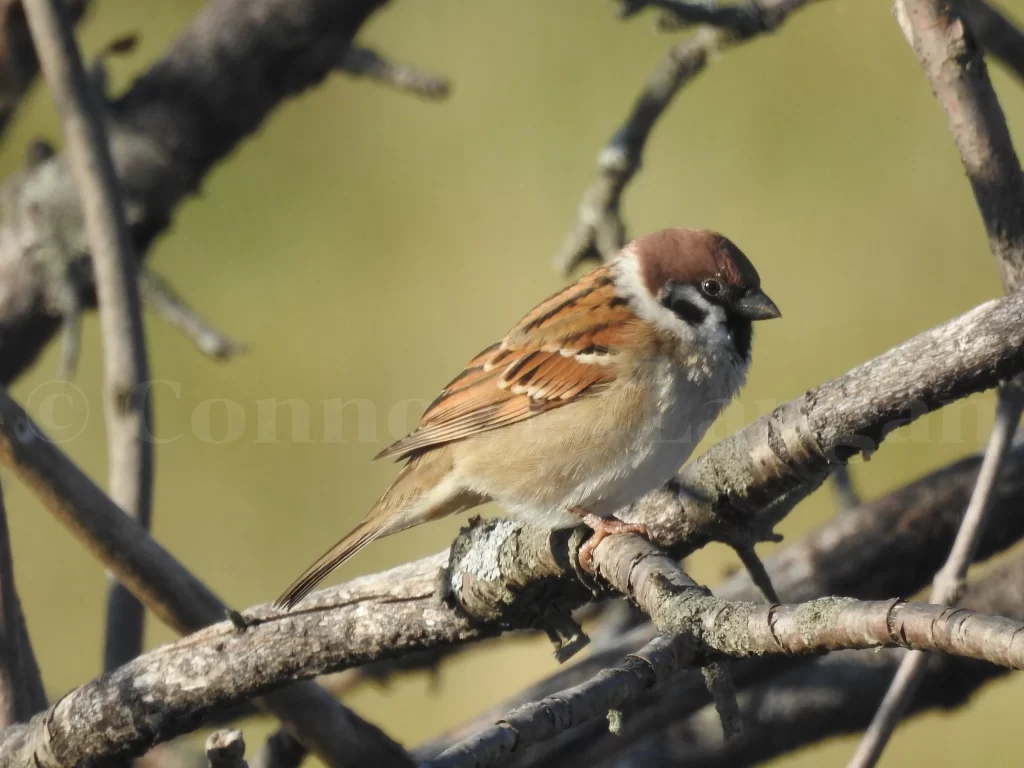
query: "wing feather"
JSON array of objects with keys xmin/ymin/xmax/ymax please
[{"xmin": 375, "ymin": 265, "xmax": 638, "ymax": 461}]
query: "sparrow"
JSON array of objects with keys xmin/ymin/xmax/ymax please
[{"xmin": 276, "ymin": 228, "xmax": 780, "ymax": 608}]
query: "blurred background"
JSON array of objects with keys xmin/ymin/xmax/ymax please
[{"xmin": 3, "ymin": 0, "xmax": 1023, "ymax": 764}]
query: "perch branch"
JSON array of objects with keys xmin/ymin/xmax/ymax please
[
  {"xmin": 0, "ymin": 479, "xmax": 45, "ymax": 727},
  {"xmin": 0, "ymin": 392, "xmax": 411, "ymax": 766},
  {"xmin": 23, "ymin": 0, "xmax": 154, "ymax": 673},
  {"xmin": 4, "ymin": 519, "xmax": 1024, "ymax": 767},
  {"xmin": 556, "ymin": 0, "xmax": 819, "ymax": 273},
  {"xmin": 418, "ymin": 437, "xmax": 1024, "ymax": 763}
]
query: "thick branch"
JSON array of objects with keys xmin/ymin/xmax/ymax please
[
  {"xmin": 615, "ymin": 553, "xmax": 1024, "ymax": 768},
  {"xmin": 0, "ymin": 391, "xmax": 410, "ymax": 766},
  {"xmin": 0, "ymin": 0, "xmax": 388, "ymax": 385},
  {"xmin": 4, "ymin": 511, "xmax": 1024, "ymax": 766},
  {"xmin": 418, "ymin": 438, "xmax": 1024, "ymax": 763}
]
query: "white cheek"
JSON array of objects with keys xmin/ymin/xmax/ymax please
[{"xmin": 613, "ymin": 253, "xmax": 701, "ymax": 343}]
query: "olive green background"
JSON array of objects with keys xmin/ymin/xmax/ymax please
[{"xmin": 3, "ymin": 0, "xmax": 1024, "ymax": 764}]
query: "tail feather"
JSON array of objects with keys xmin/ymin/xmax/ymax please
[{"xmin": 274, "ymin": 522, "xmax": 378, "ymax": 609}]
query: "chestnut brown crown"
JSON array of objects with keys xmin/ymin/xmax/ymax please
[{"xmin": 631, "ymin": 228, "xmax": 780, "ymax": 323}]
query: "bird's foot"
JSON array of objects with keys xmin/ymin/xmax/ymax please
[{"xmin": 573, "ymin": 510, "xmax": 649, "ymax": 573}]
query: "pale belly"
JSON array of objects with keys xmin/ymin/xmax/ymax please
[{"xmin": 455, "ymin": 361, "xmax": 734, "ymax": 528}]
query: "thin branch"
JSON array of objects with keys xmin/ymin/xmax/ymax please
[
  {"xmin": 726, "ymin": 539, "xmax": 779, "ymax": 604},
  {"xmin": 848, "ymin": 386, "xmax": 1024, "ymax": 768},
  {"xmin": 0, "ymin": 392, "xmax": 411, "ymax": 766},
  {"xmin": 0, "ymin": 479, "xmax": 45, "ymax": 726},
  {"xmin": 338, "ymin": 46, "xmax": 451, "ymax": 100},
  {"xmin": 140, "ymin": 271, "xmax": 244, "ymax": 361},
  {"xmin": 555, "ymin": 0, "xmax": 818, "ymax": 273},
  {"xmin": 23, "ymin": 0, "xmax": 155, "ymax": 675}
]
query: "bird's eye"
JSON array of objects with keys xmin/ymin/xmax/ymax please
[{"xmin": 701, "ymin": 279, "xmax": 723, "ymax": 298}]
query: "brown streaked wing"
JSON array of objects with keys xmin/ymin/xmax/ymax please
[{"xmin": 374, "ymin": 265, "xmax": 637, "ymax": 461}]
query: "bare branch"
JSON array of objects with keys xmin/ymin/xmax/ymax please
[
  {"xmin": 616, "ymin": 553, "xmax": 1024, "ymax": 768},
  {"xmin": 848, "ymin": 386, "xmax": 1024, "ymax": 768},
  {"xmin": 0, "ymin": 479, "xmax": 45, "ymax": 727},
  {"xmin": 23, "ymin": 0, "xmax": 154, "ymax": 674},
  {"xmin": 555, "ymin": 0, "xmax": 818, "ymax": 273},
  {"xmin": 338, "ymin": 46, "xmax": 450, "ymax": 100},
  {"xmin": 419, "ymin": 439, "xmax": 1024, "ymax": 764},
  {"xmin": 0, "ymin": 391, "xmax": 411, "ymax": 766},
  {"xmin": 4, "ymin": 520, "xmax": 1024, "ymax": 766},
  {"xmin": 0, "ymin": 0, "xmax": 389, "ymax": 386},
  {"xmin": 895, "ymin": 0, "xmax": 1024, "ymax": 291},
  {"xmin": 140, "ymin": 271, "xmax": 244, "ymax": 361},
  {"xmin": 423, "ymin": 636, "xmax": 686, "ymax": 768}
]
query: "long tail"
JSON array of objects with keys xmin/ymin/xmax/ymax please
[{"xmin": 274, "ymin": 521, "xmax": 380, "ymax": 609}]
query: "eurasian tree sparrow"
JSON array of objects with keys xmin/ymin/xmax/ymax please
[{"xmin": 277, "ymin": 228, "xmax": 779, "ymax": 608}]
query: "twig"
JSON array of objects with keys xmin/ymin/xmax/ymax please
[
  {"xmin": 555, "ymin": 0, "xmax": 818, "ymax": 273},
  {"xmin": 206, "ymin": 730, "xmax": 249, "ymax": 768},
  {"xmin": 140, "ymin": 271, "xmax": 245, "ymax": 360},
  {"xmin": 23, "ymin": 0, "xmax": 154, "ymax": 672},
  {"xmin": 726, "ymin": 539, "xmax": 779, "ymax": 603},
  {"xmin": 847, "ymin": 385, "xmax": 1024, "ymax": 768},
  {"xmin": 830, "ymin": 464, "xmax": 860, "ymax": 511},
  {"xmin": 0, "ymin": 478, "xmax": 45, "ymax": 726},
  {"xmin": 847, "ymin": 0, "xmax": 1024, "ymax": 762},
  {"xmin": 0, "ymin": 392, "xmax": 411, "ymax": 766},
  {"xmin": 338, "ymin": 46, "xmax": 450, "ymax": 100}
]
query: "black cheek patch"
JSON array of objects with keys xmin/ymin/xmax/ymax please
[{"xmin": 662, "ymin": 286, "xmax": 708, "ymax": 325}]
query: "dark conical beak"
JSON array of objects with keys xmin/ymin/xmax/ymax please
[{"xmin": 733, "ymin": 289, "xmax": 781, "ymax": 321}]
